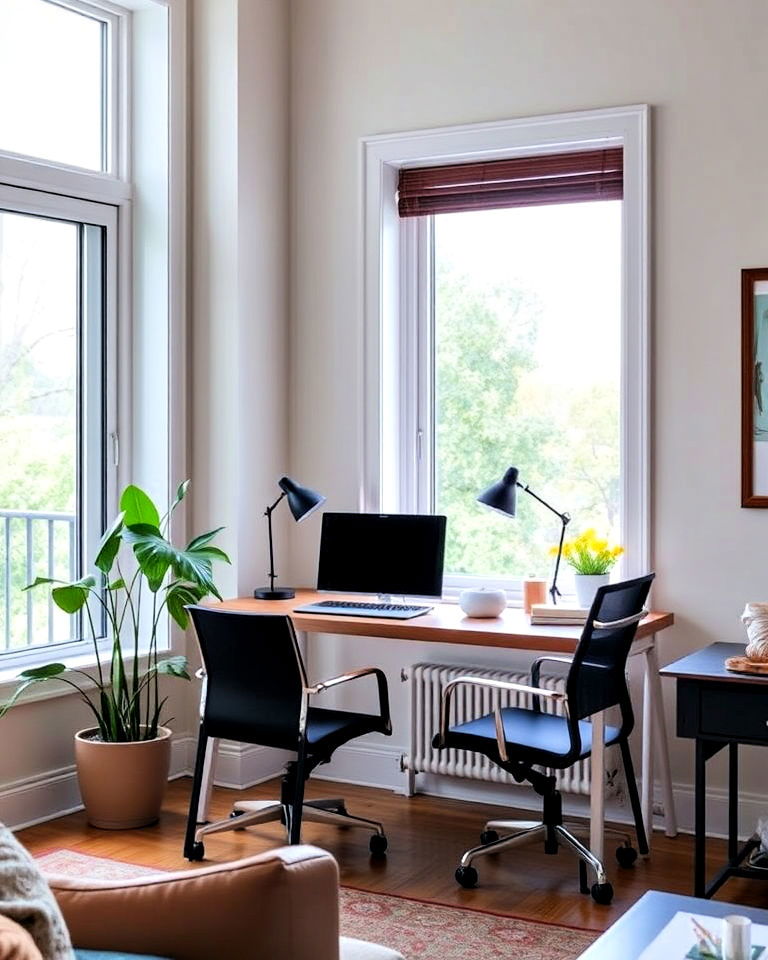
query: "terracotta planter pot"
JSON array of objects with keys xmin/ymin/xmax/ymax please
[{"xmin": 74, "ymin": 726, "xmax": 172, "ymax": 829}]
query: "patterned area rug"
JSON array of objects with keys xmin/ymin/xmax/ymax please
[{"xmin": 36, "ymin": 850, "xmax": 597, "ymax": 960}]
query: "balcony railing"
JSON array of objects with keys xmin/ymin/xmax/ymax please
[{"xmin": 0, "ymin": 509, "xmax": 77, "ymax": 652}]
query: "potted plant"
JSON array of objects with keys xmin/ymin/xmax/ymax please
[
  {"xmin": 0, "ymin": 481, "xmax": 229, "ymax": 829},
  {"xmin": 556, "ymin": 529, "xmax": 623, "ymax": 608}
]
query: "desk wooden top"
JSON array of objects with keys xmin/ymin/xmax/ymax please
[
  {"xmin": 215, "ymin": 590, "xmax": 674, "ymax": 654},
  {"xmin": 661, "ymin": 641, "xmax": 768, "ymax": 684}
]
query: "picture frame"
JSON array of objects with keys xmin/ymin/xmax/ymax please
[{"xmin": 742, "ymin": 268, "xmax": 768, "ymax": 506}]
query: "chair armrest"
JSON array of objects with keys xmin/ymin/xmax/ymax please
[
  {"xmin": 49, "ymin": 846, "xmax": 340, "ymax": 960},
  {"xmin": 437, "ymin": 675, "xmax": 567, "ymax": 763},
  {"xmin": 306, "ymin": 667, "xmax": 392, "ymax": 734},
  {"xmin": 530, "ymin": 655, "xmax": 574, "ymax": 711}
]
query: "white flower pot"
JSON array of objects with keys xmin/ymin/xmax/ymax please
[{"xmin": 574, "ymin": 574, "xmax": 610, "ymax": 609}]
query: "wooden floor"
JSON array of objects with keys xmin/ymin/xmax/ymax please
[{"xmin": 18, "ymin": 776, "xmax": 768, "ymax": 932}]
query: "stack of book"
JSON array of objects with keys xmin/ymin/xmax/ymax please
[{"xmin": 530, "ymin": 603, "xmax": 588, "ymax": 626}]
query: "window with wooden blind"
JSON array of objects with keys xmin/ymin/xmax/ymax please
[{"xmin": 363, "ymin": 109, "xmax": 650, "ymax": 600}]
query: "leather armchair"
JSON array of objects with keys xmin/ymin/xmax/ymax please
[{"xmin": 0, "ymin": 846, "xmax": 402, "ymax": 960}]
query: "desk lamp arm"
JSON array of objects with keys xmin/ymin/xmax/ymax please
[
  {"xmin": 263, "ymin": 492, "xmax": 287, "ymax": 593},
  {"xmin": 517, "ymin": 483, "xmax": 570, "ymax": 606}
]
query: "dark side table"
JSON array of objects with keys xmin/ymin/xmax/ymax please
[{"xmin": 661, "ymin": 642, "xmax": 768, "ymax": 898}]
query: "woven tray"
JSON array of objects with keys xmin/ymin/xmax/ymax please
[{"xmin": 725, "ymin": 655, "xmax": 768, "ymax": 674}]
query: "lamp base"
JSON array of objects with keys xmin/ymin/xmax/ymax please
[{"xmin": 253, "ymin": 586, "xmax": 295, "ymax": 600}]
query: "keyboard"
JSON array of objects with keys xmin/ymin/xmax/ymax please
[{"xmin": 293, "ymin": 599, "xmax": 433, "ymax": 620}]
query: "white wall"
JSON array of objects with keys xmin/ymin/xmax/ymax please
[{"xmin": 286, "ymin": 0, "xmax": 768, "ymax": 834}]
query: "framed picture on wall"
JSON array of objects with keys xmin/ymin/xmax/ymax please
[{"xmin": 742, "ymin": 268, "xmax": 768, "ymax": 506}]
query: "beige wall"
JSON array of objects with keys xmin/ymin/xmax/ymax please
[{"xmin": 287, "ymin": 0, "xmax": 768, "ymax": 828}]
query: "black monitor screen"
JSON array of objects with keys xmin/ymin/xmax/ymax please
[{"xmin": 316, "ymin": 513, "xmax": 447, "ymax": 599}]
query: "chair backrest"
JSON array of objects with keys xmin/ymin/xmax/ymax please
[
  {"xmin": 566, "ymin": 574, "xmax": 655, "ymax": 733},
  {"xmin": 187, "ymin": 606, "xmax": 308, "ymax": 750}
]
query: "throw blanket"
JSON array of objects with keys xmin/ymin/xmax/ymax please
[{"xmin": 0, "ymin": 826, "xmax": 74, "ymax": 960}]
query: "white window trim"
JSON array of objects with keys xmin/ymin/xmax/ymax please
[
  {"xmin": 0, "ymin": 0, "xmax": 188, "ymax": 679},
  {"xmin": 361, "ymin": 105, "xmax": 651, "ymax": 596}
]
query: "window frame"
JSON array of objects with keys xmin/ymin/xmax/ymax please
[
  {"xmin": 0, "ymin": 0, "xmax": 188, "ymax": 677},
  {"xmin": 361, "ymin": 105, "xmax": 650, "ymax": 599},
  {"xmin": 0, "ymin": 184, "xmax": 118, "ymax": 664},
  {"xmin": 0, "ymin": 0, "xmax": 126, "ymax": 184}
]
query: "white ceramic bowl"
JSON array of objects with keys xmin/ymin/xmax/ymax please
[{"xmin": 459, "ymin": 588, "xmax": 507, "ymax": 618}]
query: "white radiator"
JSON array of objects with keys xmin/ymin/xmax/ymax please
[{"xmin": 402, "ymin": 662, "xmax": 617, "ymax": 798}]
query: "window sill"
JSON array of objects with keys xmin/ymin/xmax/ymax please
[{"xmin": 0, "ymin": 642, "xmax": 178, "ymax": 711}]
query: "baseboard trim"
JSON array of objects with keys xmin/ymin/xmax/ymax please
[
  {"xmin": 315, "ymin": 742, "xmax": 767, "ymax": 842},
  {"xmin": 2, "ymin": 734, "xmax": 201, "ymax": 831},
  {"xmin": 5, "ymin": 736, "xmax": 764, "ymax": 843}
]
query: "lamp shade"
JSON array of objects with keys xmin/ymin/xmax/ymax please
[
  {"xmin": 278, "ymin": 475, "xmax": 326, "ymax": 522},
  {"xmin": 477, "ymin": 466, "xmax": 520, "ymax": 517}
]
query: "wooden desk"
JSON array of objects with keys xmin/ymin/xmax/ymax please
[
  {"xmin": 577, "ymin": 890, "xmax": 768, "ymax": 959},
  {"xmin": 204, "ymin": 591, "xmax": 677, "ymax": 860},
  {"xmin": 662, "ymin": 642, "xmax": 768, "ymax": 898}
]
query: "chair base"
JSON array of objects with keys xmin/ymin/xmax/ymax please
[
  {"xmin": 458, "ymin": 819, "xmax": 606, "ymax": 887},
  {"xmin": 194, "ymin": 797, "xmax": 385, "ymax": 846}
]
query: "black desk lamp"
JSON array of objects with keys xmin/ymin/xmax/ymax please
[
  {"xmin": 254, "ymin": 476, "xmax": 326, "ymax": 600},
  {"xmin": 477, "ymin": 466, "xmax": 570, "ymax": 606}
]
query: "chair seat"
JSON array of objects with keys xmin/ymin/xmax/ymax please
[
  {"xmin": 306, "ymin": 706, "xmax": 386, "ymax": 756},
  {"xmin": 439, "ymin": 706, "xmax": 621, "ymax": 765}
]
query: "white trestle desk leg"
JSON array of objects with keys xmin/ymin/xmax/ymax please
[
  {"xmin": 196, "ymin": 737, "xmax": 219, "ymax": 824},
  {"xmin": 590, "ymin": 710, "xmax": 605, "ymax": 863},
  {"xmin": 641, "ymin": 651, "xmax": 654, "ymax": 848},
  {"xmin": 648, "ymin": 642, "xmax": 678, "ymax": 837}
]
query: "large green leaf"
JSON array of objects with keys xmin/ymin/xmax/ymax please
[
  {"xmin": 185, "ymin": 527, "xmax": 225, "ymax": 552},
  {"xmin": 122, "ymin": 524, "xmax": 175, "ymax": 592},
  {"xmin": 120, "ymin": 485, "xmax": 160, "ymax": 528},
  {"xmin": 52, "ymin": 576, "xmax": 96, "ymax": 614},
  {"xmin": 94, "ymin": 511, "xmax": 125, "ymax": 574},
  {"xmin": 22, "ymin": 577, "xmax": 63, "ymax": 592},
  {"xmin": 156, "ymin": 656, "xmax": 190, "ymax": 680},
  {"xmin": 19, "ymin": 663, "xmax": 68, "ymax": 679},
  {"xmin": 165, "ymin": 581, "xmax": 205, "ymax": 628}
]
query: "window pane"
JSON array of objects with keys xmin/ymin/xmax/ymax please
[
  {"xmin": 0, "ymin": 209, "xmax": 78, "ymax": 650},
  {"xmin": 433, "ymin": 201, "xmax": 621, "ymax": 583},
  {"xmin": 0, "ymin": 0, "xmax": 104, "ymax": 170}
]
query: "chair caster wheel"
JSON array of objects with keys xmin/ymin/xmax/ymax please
[
  {"xmin": 590, "ymin": 881, "xmax": 614, "ymax": 905},
  {"xmin": 616, "ymin": 844, "xmax": 637, "ymax": 868},
  {"xmin": 230, "ymin": 810, "xmax": 246, "ymax": 831},
  {"xmin": 480, "ymin": 830, "xmax": 499, "ymax": 845},
  {"xmin": 455, "ymin": 865, "xmax": 478, "ymax": 888},
  {"xmin": 369, "ymin": 834, "xmax": 388, "ymax": 856},
  {"xmin": 187, "ymin": 842, "xmax": 205, "ymax": 862}
]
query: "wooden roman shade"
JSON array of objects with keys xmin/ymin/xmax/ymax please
[{"xmin": 397, "ymin": 147, "xmax": 623, "ymax": 217}]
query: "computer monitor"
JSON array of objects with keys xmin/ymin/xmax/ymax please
[{"xmin": 316, "ymin": 513, "xmax": 447, "ymax": 599}]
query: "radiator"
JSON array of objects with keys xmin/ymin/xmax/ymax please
[{"xmin": 402, "ymin": 662, "xmax": 617, "ymax": 798}]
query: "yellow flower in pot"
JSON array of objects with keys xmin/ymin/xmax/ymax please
[
  {"xmin": 551, "ymin": 529, "xmax": 623, "ymax": 608},
  {"xmin": 0, "ymin": 480, "xmax": 230, "ymax": 829}
]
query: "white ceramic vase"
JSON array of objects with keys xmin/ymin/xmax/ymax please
[
  {"xmin": 459, "ymin": 587, "xmax": 507, "ymax": 618},
  {"xmin": 574, "ymin": 574, "xmax": 609, "ymax": 609}
]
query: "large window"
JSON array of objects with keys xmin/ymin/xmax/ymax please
[
  {"xmin": 0, "ymin": 0, "xmax": 127, "ymax": 660},
  {"xmin": 0, "ymin": 189, "xmax": 116, "ymax": 654},
  {"xmin": 429, "ymin": 201, "xmax": 621, "ymax": 582},
  {"xmin": 363, "ymin": 108, "xmax": 650, "ymax": 598}
]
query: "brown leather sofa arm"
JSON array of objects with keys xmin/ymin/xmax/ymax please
[
  {"xmin": 49, "ymin": 845, "xmax": 340, "ymax": 960},
  {"xmin": 0, "ymin": 916, "xmax": 43, "ymax": 960}
]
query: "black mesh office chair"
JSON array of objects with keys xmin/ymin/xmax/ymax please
[
  {"xmin": 183, "ymin": 606, "xmax": 392, "ymax": 861},
  {"xmin": 434, "ymin": 574, "xmax": 654, "ymax": 904}
]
